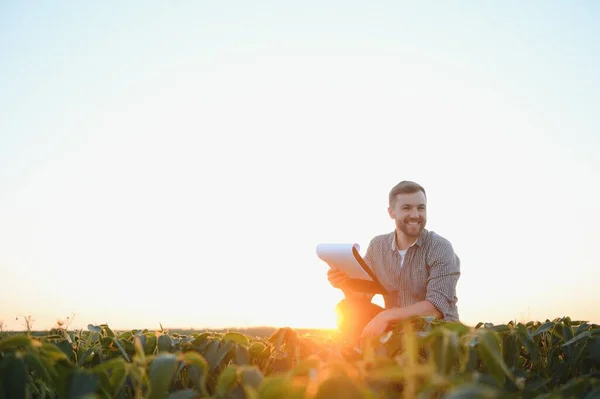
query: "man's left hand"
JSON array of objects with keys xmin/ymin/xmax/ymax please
[{"xmin": 361, "ymin": 310, "xmax": 392, "ymax": 338}]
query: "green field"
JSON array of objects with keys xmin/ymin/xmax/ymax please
[{"xmin": 1, "ymin": 316, "xmax": 599, "ymax": 398}]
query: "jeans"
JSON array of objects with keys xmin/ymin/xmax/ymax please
[{"xmin": 335, "ymin": 298, "xmax": 385, "ymax": 344}]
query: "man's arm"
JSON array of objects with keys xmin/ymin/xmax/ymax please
[
  {"xmin": 341, "ymin": 283, "xmax": 375, "ymax": 302},
  {"xmin": 362, "ymin": 238, "xmax": 460, "ymax": 335},
  {"xmin": 423, "ymin": 238, "xmax": 460, "ymax": 320},
  {"xmin": 361, "ymin": 300, "xmax": 442, "ymax": 337},
  {"xmin": 327, "ymin": 268, "xmax": 376, "ymax": 301},
  {"xmin": 329, "ymin": 237, "xmax": 380, "ymax": 302},
  {"xmin": 378, "ymin": 300, "xmax": 442, "ymax": 322}
]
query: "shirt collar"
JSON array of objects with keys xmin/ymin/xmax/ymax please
[{"xmin": 391, "ymin": 229, "xmax": 428, "ymax": 251}]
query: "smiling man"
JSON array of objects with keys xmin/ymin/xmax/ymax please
[{"xmin": 328, "ymin": 180, "xmax": 461, "ymax": 342}]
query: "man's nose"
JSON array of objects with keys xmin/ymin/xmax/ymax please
[{"xmin": 410, "ymin": 208, "xmax": 419, "ymax": 218}]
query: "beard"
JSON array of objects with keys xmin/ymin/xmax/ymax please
[{"xmin": 397, "ymin": 217, "xmax": 425, "ymax": 238}]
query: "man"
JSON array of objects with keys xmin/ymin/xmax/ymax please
[{"xmin": 328, "ymin": 180, "xmax": 460, "ymax": 342}]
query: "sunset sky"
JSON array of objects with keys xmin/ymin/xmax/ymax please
[{"xmin": 1, "ymin": 1, "xmax": 599, "ymax": 331}]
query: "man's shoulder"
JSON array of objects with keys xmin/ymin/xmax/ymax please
[
  {"xmin": 426, "ymin": 230, "xmax": 452, "ymax": 245},
  {"xmin": 369, "ymin": 231, "xmax": 395, "ymax": 245},
  {"xmin": 364, "ymin": 231, "xmax": 395, "ymax": 253},
  {"xmin": 425, "ymin": 230, "xmax": 457, "ymax": 253}
]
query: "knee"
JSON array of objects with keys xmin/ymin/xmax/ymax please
[
  {"xmin": 335, "ymin": 298, "xmax": 353, "ymax": 314},
  {"xmin": 335, "ymin": 298, "xmax": 383, "ymax": 328}
]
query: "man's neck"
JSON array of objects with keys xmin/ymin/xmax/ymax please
[{"xmin": 395, "ymin": 230, "xmax": 418, "ymax": 251}]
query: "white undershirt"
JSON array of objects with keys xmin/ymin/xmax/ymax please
[
  {"xmin": 394, "ymin": 233, "xmax": 417, "ymax": 268},
  {"xmin": 398, "ymin": 249, "xmax": 408, "ymax": 268}
]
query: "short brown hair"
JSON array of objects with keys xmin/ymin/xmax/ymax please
[{"xmin": 389, "ymin": 181, "xmax": 427, "ymax": 206}]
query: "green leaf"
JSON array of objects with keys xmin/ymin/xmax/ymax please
[
  {"xmin": 523, "ymin": 376, "xmax": 551, "ymax": 393},
  {"xmin": 428, "ymin": 329, "xmax": 460, "ymax": 374},
  {"xmin": 149, "ymin": 353, "xmax": 180, "ymax": 399},
  {"xmin": 258, "ymin": 374, "xmax": 305, "ymax": 399},
  {"xmin": 87, "ymin": 324, "xmax": 102, "ymax": 333},
  {"xmin": 134, "ymin": 335, "xmax": 146, "ymax": 363},
  {"xmin": 569, "ymin": 340, "xmax": 589, "ymax": 372},
  {"xmin": 112, "ymin": 338, "xmax": 131, "ymax": 362},
  {"xmin": 51, "ymin": 362, "xmax": 75, "ymax": 399},
  {"xmin": 92, "ymin": 357, "xmax": 128, "ymax": 373},
  {"xmin": 40, "ymin": 342, "xmax": 70, "ymax": 362},
  {"xmin": 215, "ymin": 365, "xmax": 238, "ymax": 397},
  {"xmin": 575, "ymin": 322, "xmax": 591, "ymax": 336},
  {"xmin": 563, "ymin": 329, "xmax": 600, "ymax": 347},
  {"xmin": 93, "ymin": 358, "xmax": 128, "ymax": 397},
  {"xmin": 179, "ymin": 351, "xmax": 209, "ymax": 396},
  {"xmin": 462, "ymin": 345, "xmax": 479, "ymax": 372},
  {"xmin": 0, "ymin": 335, "xmax": 33, "ymax": 351},
  {"xmin": 476, "ymin": 330, "xmax": 513, "ymax": 385},
  {"xmin": 207, "ymin": 341, "xmax": 235, "ymax": 371},
  {"xmin": 158, "ymin": 335, "xmax": 172, "ymax": 353},
  {"xmin": 144, "ymin": 333, "xmax": 157, "ymax": 355},
  {"xmin": 100, "ymin": 324, "xmax": 115, "ymax": 338},
  {"xmin": 515, "ymin": 323, "xmax": 538, "ymax": 363},
  {"xmin": 444, "ymin": 383, "xmax": 502, "ymax": 398},
  {"xmin": 558, "ymin": 377, "xmax": 592, "ymax": 397},
  {"xmin": 90, "ymin": 332, "xmax": 100, "ymax": 343},
  {"xmin": 583, "ymin": 387, "xmax": 600, "ymax": 399},
  {"xmin": 553, "ymin": 323, "xmax": 574, "ymax": 361},
  {"xmin": 440, "ymin": 322, "xmax": 472, "ymax": 336},
  {"xmin": 56, "ymin": 339, "xmax": 75, "ymax": 361},
  {"xmin": 239, "ymin": 365, "xmax": 263, "ymax": 389},
  {"xmin": 107, "ymin": 360, "xmax": 128, "ymax": 397},
  {"xmin": 223, "ymin": 332, "xmax": 250, "ymax": 347},
  {"xmin": 202, "ymin": 340, "xmax": 219, "ymax": 366},
  {"xmin": 249, "ymin": 342, "xmax": 267, "ymax": 358},
  {"xmin": 502, "ymin": 331, "xmax": 520, "ymax": 370},
  {"xmin": 168, "ymin": 389, "xmax": 200, "ymax": 399},
  {"xmin": 68, "ymin": 370, "xmax": 100, "ymax": 399},
  {"xmin": 487, "ymin": 324, "xmax": 511, "ymax": 334},
  {"xmin": 100, "ymin": 337, "xmax": 113, "ymax": 349},
  {"xmin": 77, "ymin": 346, "xmax": 96, "ymax": 366},
  {"xmin": 533, "ymin": 321, "xmax": 555, "ymax": 336},
  {"xmin": 590, "ymin": 337, "xmax": 600, "ymax": 363},
  {"xmin": 121, "ymin": 339, "xmax": 135, "ymax": 353},
  {"xmin": 96, "ymin": 372, "xmax": 114, "ymax": 399},
  {"xmin": 192, "ymin": 333, "xmax": 211, "ymax": 347},
  {"xmin": 367, "ymin": 365, "xmax": 407, "ymax": 382},
  {"xmin": 314, "ymin": 374, "xmax": 362, "ymax": 399},
  {"xmin": 0, "ymin": 353, "xmax": 28, "ymax": 399},
  {"xmin": 552, "ymin": 322, "xmax": 570, "ymax": 340},
  {"xmin": 25, "ymin": 351, "xmax": 53, "ymax": 381},
  {"xmin": 268, "ymin": 328, "xmax": 285, "ymax": 346},
  {"xmin": 235, "ymin": 345, "xmax": 250, "ymax": 365}
]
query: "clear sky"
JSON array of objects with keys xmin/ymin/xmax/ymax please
[{"xmin": 1, "ymin": 1, "xmax": 599, "ymax": 331}]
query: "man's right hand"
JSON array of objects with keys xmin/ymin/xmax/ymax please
[{"xmin": 327, "ymin": 268, "xmax": 350, "ymax": 289}]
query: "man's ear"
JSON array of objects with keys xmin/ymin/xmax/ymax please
[{"xmin": 388, "ymin": 206, "xmax": 395, "ymax": 219}]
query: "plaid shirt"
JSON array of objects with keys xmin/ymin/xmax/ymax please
[{"xmin": 353, "ymin": 229, "xmax": 460, "ymax": 321}]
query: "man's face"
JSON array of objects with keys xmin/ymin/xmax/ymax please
[{"xmin": 388, "ymin": 191, "xmax": 427, "ymax": 238}]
